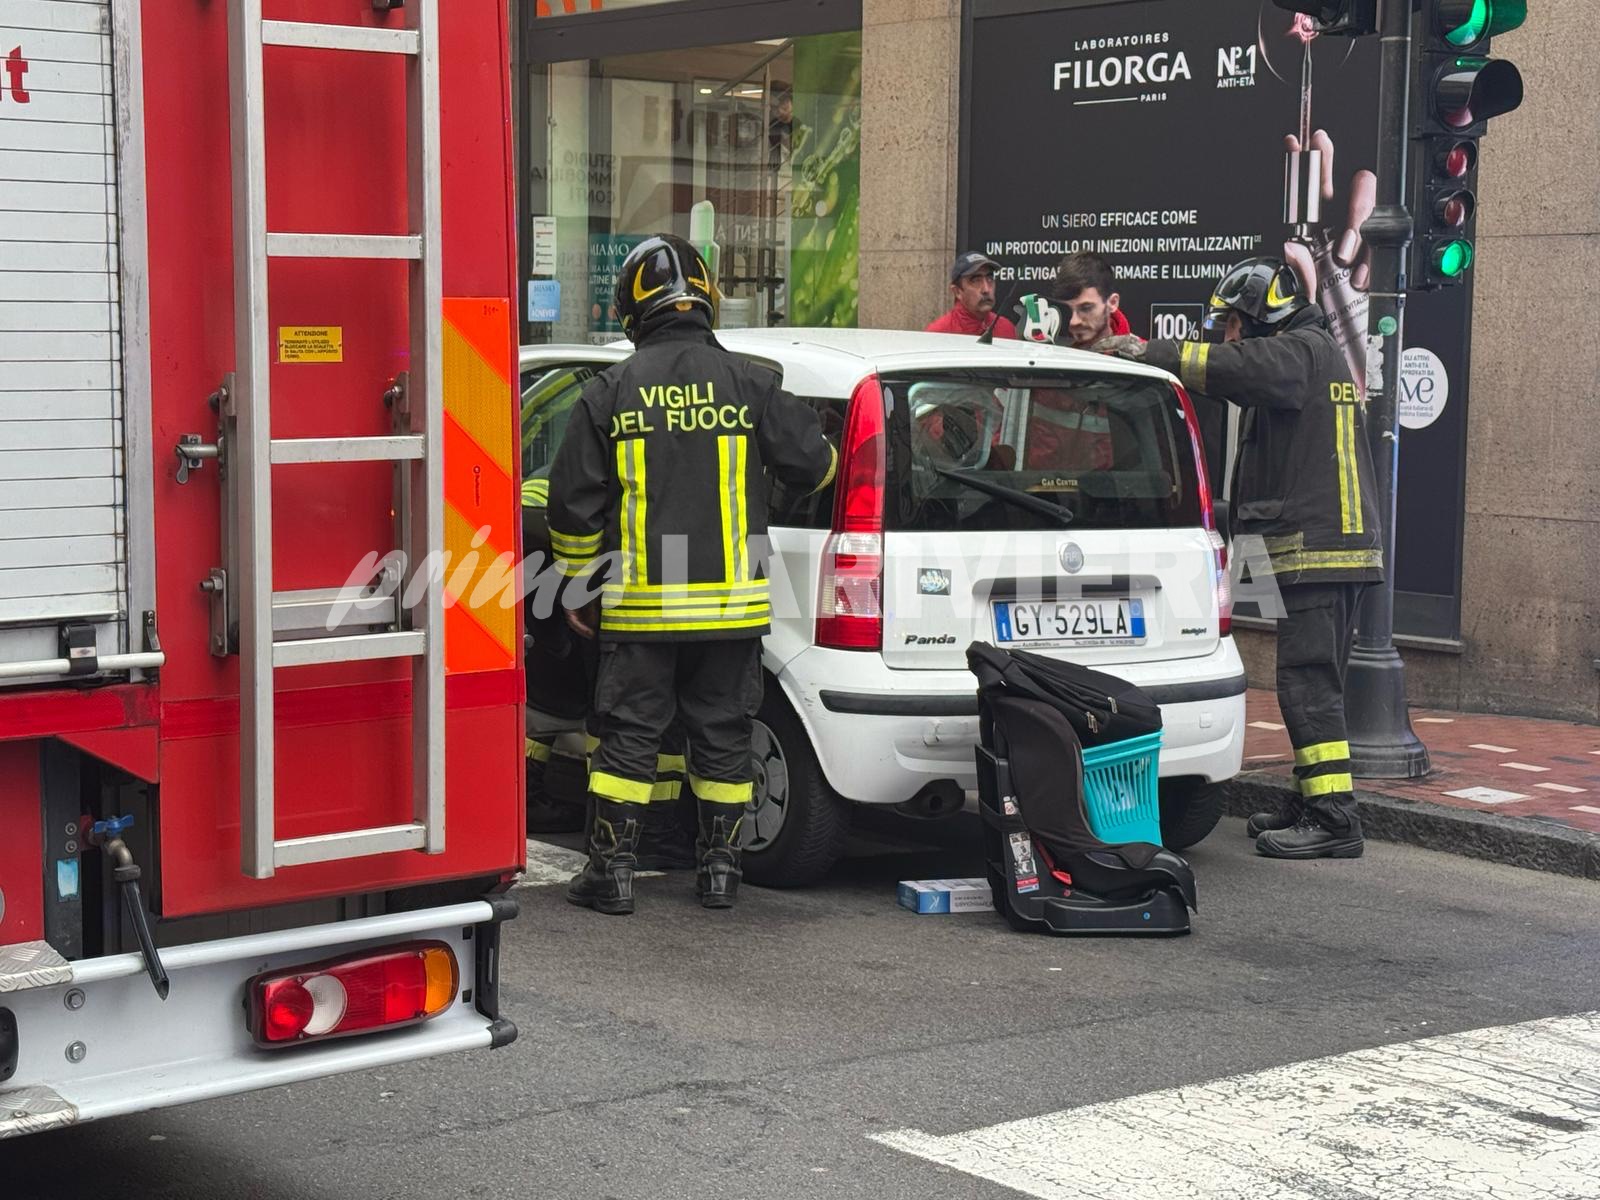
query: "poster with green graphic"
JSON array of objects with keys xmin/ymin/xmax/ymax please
[{"xmin": 789, "ymin": 32, "xmax": 861, "ymax": 328}]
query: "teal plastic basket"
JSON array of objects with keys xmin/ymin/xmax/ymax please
[{"xmin": 1081, "ymin": 730, "xmax": 1163, "ymax": 846}]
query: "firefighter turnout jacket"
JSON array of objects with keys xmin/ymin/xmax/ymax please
[
  {"xmin": 547, "ymin": 318, "xmax": 837, "ymax": 640},
  {"xmin": 1141, "ymin": 305, "xmax": 1383, "ymax": 586}
]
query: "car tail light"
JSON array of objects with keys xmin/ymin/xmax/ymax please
[
  {"xmin": 248, "ymin": 941, "xmax": 459, "ymax": 1048},
  {"xmin": 816, "ymin": 374, "xmax": 886, "ymax": 651},
  {"xmin": 1173, "ymin": 383, "xmax": 1231, "ymax": 637}
]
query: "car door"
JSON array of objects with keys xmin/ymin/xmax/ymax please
[{"xmin": 517, "ymin": 345, "xmax": 633, "ymax": 493}]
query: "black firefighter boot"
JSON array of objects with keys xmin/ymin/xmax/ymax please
[
  {"xmin": 695, "ymin": 801, "xmax": 745, "ymax": 909},
  {"xmin": 567, "ymin": 798, "xmax": 643, "ymax": 915},
  {"xmin": 1255, "ymin": 794, "xmax": 1364, "ymax": 860},
  {"xmin": 1244, "ymin": 791, "xmax": 1303, "ymax": 839}
]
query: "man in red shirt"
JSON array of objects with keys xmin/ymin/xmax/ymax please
[
  {"xmin": 926, "ymin": 252, "xmax": 1017, "ymax": 339},
  {"xmin": 1051, "ymin": 251, "xmax": 1136, "ymax": 347}
]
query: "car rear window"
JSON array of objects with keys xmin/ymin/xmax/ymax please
[{"xmin": 881, "ymin": 370, "xmax": 1203, "ymax": 533}]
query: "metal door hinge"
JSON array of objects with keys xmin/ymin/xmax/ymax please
[{"xmin": 199, "ymin": 569, "xmax": 231, "ymax": 657}]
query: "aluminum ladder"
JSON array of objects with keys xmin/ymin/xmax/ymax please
[{"xmin": 224, "ymin": 0, "xmax": 444, "ymax": 879}]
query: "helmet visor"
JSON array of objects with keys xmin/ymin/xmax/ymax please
[{"xmin": 1200, "ymin": 307, "xmax": 1232, "ymax": 344}]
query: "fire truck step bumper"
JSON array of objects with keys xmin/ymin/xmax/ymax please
[{"xmin": 0, "ymin": 899, "xmax": 515, "ymax": 1139}]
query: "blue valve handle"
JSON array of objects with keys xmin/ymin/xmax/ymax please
[{"xmin": 91, "ymin": 814, "xmax": 135, "ymax": 840}]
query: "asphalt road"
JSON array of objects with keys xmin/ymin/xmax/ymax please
[{"xmin": 5, "ymin": 817, "xmax": 1600, "ymax": 1200}]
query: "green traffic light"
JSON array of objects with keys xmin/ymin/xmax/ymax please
[
  {"xmin": 1444, "ymin": 0, "xmax": 1489, "ymax": 46},
  {"xmin": 1442, "ymin": 0, "xmax": 1528, "ymax": 46},
  {"xmin": 1434, "ymin": 240, "xmax": 1474, "ymax": 277}
]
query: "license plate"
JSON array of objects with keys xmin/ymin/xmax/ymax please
[{"xmin": 992, "ymin": 598, "xmax": 1145, "ymax": 647}]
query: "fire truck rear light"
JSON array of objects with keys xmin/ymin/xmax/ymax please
[
  {"xmin": 249, "ymin": 941, "xmax": 459, "ymax": 1048},
  {"xmin": 262, "ymin": 979, "xmax": 315, "ymax": 1041}
]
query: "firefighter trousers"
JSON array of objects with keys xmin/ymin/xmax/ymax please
[
  {"xmin": 587, "ymin": 639, "xmax": 762, "ymax": 806},
  {"xmin": 1276, "ymin": 582, "xmax": 1370, "ymax": 833}
]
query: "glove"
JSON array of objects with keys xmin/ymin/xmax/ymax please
[{"xmin": 1089, "ymin": 334, "xmax": 1146, "ymax": 360}]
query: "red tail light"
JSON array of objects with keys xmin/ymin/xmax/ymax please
[
  {"xmin": 248, "ymin": 941, "xmax": 459, "ymax": 1048},
  {"xmin": 1173, "ymin": 383, "xmax": 1231, "ymax": 637},
  {"xmin": 815, "ymin": 374, "xmax": 887, "ymax": 651}
]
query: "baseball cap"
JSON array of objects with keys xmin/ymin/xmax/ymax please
[{"xmin": 950, "ymin": 251, "xmax": 1000, "ymax": 283}]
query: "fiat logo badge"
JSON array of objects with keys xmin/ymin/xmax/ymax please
[{"xmin": 1059, "ymin": 543, "xmax": 1085, "ymax": 574}]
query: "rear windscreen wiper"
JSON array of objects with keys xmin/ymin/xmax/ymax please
[{"xmin": 930, "ymin": 465, "xmax": 1074, "ymax": 526}]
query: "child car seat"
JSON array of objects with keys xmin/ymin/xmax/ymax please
[{"xmin": 968, "ymin": 642, "xmax": 1197, "ymax": 935}]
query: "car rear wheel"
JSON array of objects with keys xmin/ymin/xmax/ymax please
[
  {"xmin": 1158, "ymin": 779, "xmax": 1225, "ymax": 850},
  {"xmin": 742, "ymin": 686, "xmax": 849, "ymax": 887}
]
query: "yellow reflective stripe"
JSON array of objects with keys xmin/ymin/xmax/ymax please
[
  {"xmin": 717, "ymin": 435, "xmax": 749, "ymax": 584},
  {"xmin": 601, "ymin": 598, "xmax": 771, "ymax": 614},
  {"xmin": 601, "ymin": 612, "xmax": 771, "ymax": 629},
  {"xmin": 521, "ymin": 478, "xmax": 550, "ymax": 508},
  {"xmin": 810, "ymin": 443, "xmax": 839, "ymax": 494},
  {"xmin": 690, "ymin": 774, "xmax": 753, "ymax": 804},
  {"xmin": 1300, "ymin": 772, "xmax": 1354, "ymax": 797},
  {"xmin": 549, "ymin": 527, "xmax": 601, "ymax": 555},
  {"xmin": 603, "ymin": 580, "xmax": 769, "ymax": 596},
  {"xmin": 733, "ymin": 437, "xmax": 749, "ymax": 581},
  {"xmin": 1178, "ymin": 341, "xmax": 1209, "ymax": 392},
  {"xmin": 616, "ymin": 439, "xmax": 648, "ymax": 586},
  {"xmin": 589, "ymin": 770, "xmax": 654, "ymax": 804},
  {"xmin": 1294, "ymin": 740, "xmax": 1350, "ymax": 768},
  {"xmin": 599, "ymin": 614, "xmax": 772, "ymax": 634},
  {"xmin": 650, "ymin": 778, "xmax": 683, "ymax": 802},
  {"xmin": 1345, "ymin": 403, "xmax": 1363, "ymax": 534},
  {"xmin": 1335, "ymin": 405, "xmax": 1358, "ymax": 535},
  {"xmin": 1264, "ymin": 548, "xmax": 1384, "ymax": 574},
  {"xmin": 559, "ymin": 554, "xmax": 597, "ymax": 579},
  {"xmin": 526, "ymin": 738, "xmax": 553, "ymax": 763},
  {"xmin": 604, "ymin": 599, "xmax": 770, "ymax": 614},
  {"xmin": 656, "ymin": 754, "xmax": 687, "ymax": 774},
  {"xmin": 606, "ymin": 600, "xmax": 771, "ymax": 617}
]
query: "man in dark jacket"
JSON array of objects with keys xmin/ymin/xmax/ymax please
[
  {"xmin": 1098, "ymin": 257, "xmax": 1381, "ymax": 860},
  {"xmin": 547, "ymin": 234, "xmax": 837, "ymax": 914}
]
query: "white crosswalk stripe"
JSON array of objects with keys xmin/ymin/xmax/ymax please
[{"xmin": 873, "ymin": 1011, "xmax": 1600, "ymax": 1200}]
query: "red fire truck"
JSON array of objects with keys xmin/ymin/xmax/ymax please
[{"xmin": 0, "ymin": 0, "xmax": 525, "ymax": 1137}]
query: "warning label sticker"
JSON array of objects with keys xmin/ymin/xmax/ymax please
[{"xmin": 278, "ymin": 326, "xmax": 343, "ymax": 362}]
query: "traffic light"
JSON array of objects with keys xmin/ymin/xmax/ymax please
[{"xmin": 1410, "ymin": 1, "xmax": 1526, "ymax": 289}]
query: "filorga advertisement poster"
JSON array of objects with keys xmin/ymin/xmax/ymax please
[{"xmin": 961, "ymin": 0, "xmax": 1473, "ymax": 636}]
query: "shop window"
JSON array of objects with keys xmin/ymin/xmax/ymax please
[{"xmin": 522, "ymin": 31, "xmax": 861, "ymax": 344}]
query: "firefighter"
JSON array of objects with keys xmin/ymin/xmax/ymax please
[
  {"xmin": 1097, "ymin": 257, "xmax": 1381, "ymax": 860},
  {"xmin": 547, "ymin": 234, "xmax": 837, "ymax": 913}
]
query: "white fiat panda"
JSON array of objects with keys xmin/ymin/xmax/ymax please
[{"xmin": 519, "ymin": 329, "xmax": 1245, "ymax": 887}]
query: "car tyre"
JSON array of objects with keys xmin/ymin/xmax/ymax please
[
  {"xmin": 742, "ymin": 685, "xmax": 849, "ymax": 888},
  {"xmin": 1158, "ymin": 779, "xmax": 1225, "ymax": 850}
]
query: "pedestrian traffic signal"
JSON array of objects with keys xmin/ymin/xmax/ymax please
[{"xmin": 1410, "ymin": 1, "xmax": 1526, "ymax": 289}]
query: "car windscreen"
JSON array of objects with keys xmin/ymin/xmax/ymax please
[{"xmin": 880, "ymin": 370, "xmax": 1203, "ymax": 532}]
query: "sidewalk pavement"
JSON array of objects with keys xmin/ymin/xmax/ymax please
[{"xmin": 1226, "ymin": 689, "xmax": 1600, "ymax": 880}]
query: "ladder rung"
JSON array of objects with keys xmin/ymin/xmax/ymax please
[
  {"xmin": 275, "ymin": 823, "xmax": 428, "ymax": 869},
  {"xmin": 273, "ymin": 586, "xmax": 400, "ymax": 637},
  {"xmin": 262, "ymin": 20, "xmax": 421, "ymax": 56},
  {"xmin": 267, "ymin": 233, "xmax": 422, "ymax": 260},
  {"xmin": 271, "ymin": 436, "xmax": 425, "ymax": 465},
  {"xmin": 273, "ymin": 630, "xmax": 424, "ymax": 669}
]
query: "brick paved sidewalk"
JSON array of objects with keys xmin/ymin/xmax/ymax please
[{"xmin": 1242, "ymin": 689, "xmax": 1600, "ymax": 836}]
